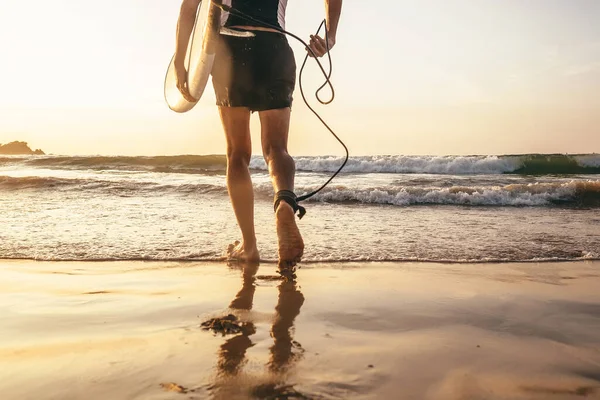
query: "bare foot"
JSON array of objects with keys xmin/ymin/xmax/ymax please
[
  {"xmin": 227, "ymin": 240, "xmax": 260, "ymax": 263},
  {"xmin": 276, "ymin": 202, "xmax": 304, "ymax": 268}
]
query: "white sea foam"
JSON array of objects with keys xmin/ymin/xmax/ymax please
[
  {"xmin": 575, "ymin": 154, "xmax": 600, "ymax": 168},
  {"xmin": 295, "ymin": 180, "xmax": 600, "ymax": 206},
  {"xmin": 250, "ymin": 155, "xmax": 522, "ymax": 174},
  {"xmin": 3, "ymin": 173, "xmax": 598, "ymax": 207}
]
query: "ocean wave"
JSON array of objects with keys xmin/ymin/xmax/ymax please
[
  {"xmin": 577, "ymin": 155, "xmax": 600, "ymax": 168},
  {"xmin": 3, "ymin": 154, "xmax": 600, "ymax": 176},
  {"xmin": 3, "ymin": 174, "xmax": 599, "ymax": 207},
  {"xmin": 0, "ymin": 175, "xmax": 86, "ymax": 189},
  {"xmin": 300, "ymin": 180, "xmax": 600, "ymax": 207},
  {"xmin": 0, "ymin": 175, "xmax": 229, "ymax": 195},
  {"xmin": 252, "ymin": 154, "xmax": 600, "ymax": 175},
  {"xmin": 250, "ymin": 155, "xmax": 522, "ymax": 174},
  {"xmin": 6, "ymin": 155, "xmax": 228, "ymax": 174},
  {"xmin": 0, "ymin": 156, "xmax": 28, "ymax": 164}
]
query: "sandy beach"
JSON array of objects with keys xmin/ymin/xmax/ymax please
[{"xmin": 1, "ymin": 260, "xmax": 599, "ymax": 399}]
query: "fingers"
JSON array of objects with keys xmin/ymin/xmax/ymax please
[
  {"xmin": 182, "ymin": 86, "xmax": 197, "ymax": 103},
  {"xmin": 175, "ymin": 63, "xmax": 198, "ymax": 102},
  {"xmin": 176, "ymin": 80, "xmax": 197, "ymax": 102},
  {"xmin": 306, "ymin": 34, "xmax": 328, "ymax": 57},
  {"xmin": 312, "ymin": 34, "xmax": 327, "ymax": 54}
]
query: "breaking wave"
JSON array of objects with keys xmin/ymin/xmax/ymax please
[
  {"xmin": 302, "ymin": 180, "xmax": 600, "ymax": 207},
  {"xmin": 3, "ymin": 174, "xmax": 599, "ymax": 207},
  {"xmin": 252, "ymin": 154, "xmax": 600, "ymax": 175},
  {"xmin": 2, "ymin": 154, "xmax": 600, "ymax": 175}
]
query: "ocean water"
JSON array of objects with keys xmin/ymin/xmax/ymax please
[{"xmin": 1, "ymin": 154, "xmax": 599, "ymax": 263}]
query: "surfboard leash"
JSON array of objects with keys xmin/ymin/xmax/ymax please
[{"xmin": 214, "ymin": 2, "xmax": 349, "ymax": 218}]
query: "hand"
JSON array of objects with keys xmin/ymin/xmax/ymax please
[
  {"xmin": 306, "ymin": 33, "xmax": 336, "ymax": 58},
  {"xmin": 174, "ymin": 60, "xmax": 197, "ymax": 102}
]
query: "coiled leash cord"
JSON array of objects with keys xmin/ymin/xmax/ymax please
[{"xmin": 215, "ymin": 2, "xmax": 349, "ymax": 219}]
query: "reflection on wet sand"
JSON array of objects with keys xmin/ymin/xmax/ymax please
[
  {"xmin": 210, "ymin": 263, "xmax": 305, "ymax": 398},
  {"xmin": 268, "ymin": 278, "xmax": 305, "ymax": 373},
  {"xmin": 216, "ymin": 264, "xmax": 258, "ymax": 376}
]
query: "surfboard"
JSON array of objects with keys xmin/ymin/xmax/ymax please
[
  {"xmin": 165, "ymin": 1, "xmax": 257, "ymax": 113},
  {"xmin": 165, "ymin": 0, "xmax": 252, "ymax": 113}
]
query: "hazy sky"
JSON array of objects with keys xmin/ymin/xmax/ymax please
[{"xmin": 1, "ymin": 0, "xmax": 599, "ymax": 156}]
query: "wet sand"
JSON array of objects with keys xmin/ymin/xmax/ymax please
[{"xmin": 1, "ymin": 260, "xmax": 600, "ymax": 400}]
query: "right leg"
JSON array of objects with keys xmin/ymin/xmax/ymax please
[
  {"xmin": 219, "ymin": 106, "xmax": 259, "ymax": 262},
  {"xmin": 259, "ymin": 108, "xmax": 304, "ymax": 267}
]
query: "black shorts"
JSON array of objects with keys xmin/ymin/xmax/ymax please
[{"xmin": 211, "ymin": 31, "xmax": 296, "ymax": 112}]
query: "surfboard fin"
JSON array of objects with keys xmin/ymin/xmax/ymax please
[{"xmin": 219, "ymin": 27, "xmax": 256, "ymax": 37}]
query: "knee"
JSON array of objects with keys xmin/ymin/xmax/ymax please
[
  {"xmin": 262, "ymin": 143, "xmax": 289, "ymax": 163},
  {"xmin": 227, "ymin": 147, "xmax": 251, "ymax": 169}
]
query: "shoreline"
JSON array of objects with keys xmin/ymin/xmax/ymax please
[{"xmin": 1, "ymin": 257, "xmax": 599, "ymax": 264}]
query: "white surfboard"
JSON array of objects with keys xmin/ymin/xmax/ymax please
[{"xmin": 164, "ymin": 0, "xmax": 254, "ymax": 113}]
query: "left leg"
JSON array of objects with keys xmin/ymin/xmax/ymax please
[
  {"xmin": 259, "ymin": 108, "xmax": 304, "ymax": 266},
  {"xmin": 219, "ymin": 106, "xmax": 260, "ymax": 262}
]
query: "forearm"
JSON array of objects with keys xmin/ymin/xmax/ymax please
[
  {"xmin": 175, "ymin": 0, "xmax": 201, "ymax": 65},
  {"xmin": 324, "ymin": 0, "xmax": 342, "ymax": 39}
]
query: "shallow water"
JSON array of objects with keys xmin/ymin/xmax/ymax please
[{"xmin": 1, "ymin": 154, "xmax": 599, "ymax": 262}]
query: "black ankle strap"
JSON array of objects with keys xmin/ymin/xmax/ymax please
[{"xmin": 274, "ymin": 190, "xmax": 306, "ymax": 219}]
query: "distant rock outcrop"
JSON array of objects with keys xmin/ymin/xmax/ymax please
[{"xmin": 0, "ymin": 141, "xmax": 45, "ymax": 155}]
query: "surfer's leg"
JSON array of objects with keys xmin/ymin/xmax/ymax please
[
  {"xmin": 219, "ymin": 106, "xmax": 260, "ymax": 262},
  {"xmin": 259, "ymin": 108, "xmax": 304, "ymax": 267},
  {"xmin": 260, "ymin": 108, "xmax": 295, "ymax": 192}
]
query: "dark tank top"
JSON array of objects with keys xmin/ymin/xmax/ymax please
[{"xmin": 223, "ymin": 0, "xmax": 288, "ymax": 30}]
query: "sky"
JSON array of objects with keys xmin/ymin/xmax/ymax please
[{"xmin": 0, "ymin": 0, "xmax": 599, "ymax": 156}]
